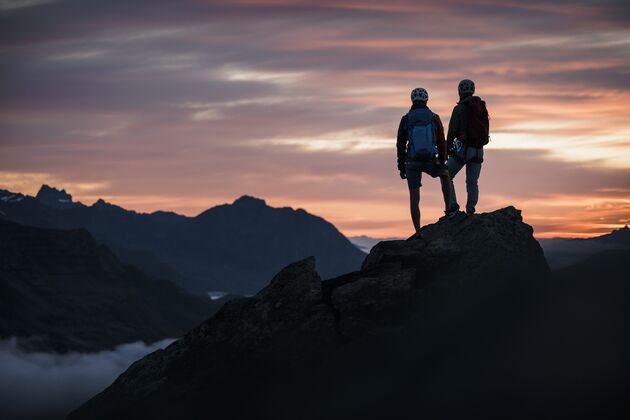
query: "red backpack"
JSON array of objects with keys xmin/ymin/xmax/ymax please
[{"xmin": 464, "ymin": 99, "xmax": 489, "ymax": 147}]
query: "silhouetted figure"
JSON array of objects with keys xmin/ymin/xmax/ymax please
[
  {"xmin": 397, "ymin": 88, "xmax": 455, "ymax": 240},
  {"xmin": 446, "ymin": 79, "xmax": 490, "ymax": 215}
]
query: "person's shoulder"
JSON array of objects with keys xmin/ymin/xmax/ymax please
[{"xmin": 398, "ymin": 113, "xmax": 408, "ymax": 128}]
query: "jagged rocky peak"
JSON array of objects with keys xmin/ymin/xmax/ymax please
[
  {"xmin": 69, "ymin": 206, "xmax": 552, "ymax": 420},
  {"xmin": 232, "ymin": 195, "xmax": 267, "ymax": 208},
  {"xmin": 0, "ymin": 188, "xmax": 24, "ymax": 203},
  {"xmin": 35, "ymin": 184, "xmax": 78, "ymax": 209}
]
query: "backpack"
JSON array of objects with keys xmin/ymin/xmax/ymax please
[
  {"xmin": 463, "ymin": 98, "xmax": 489, "ymax": 147},
  {"xmin": 407, "ymin": 108, "xmax": 437, "ymax": 161}
]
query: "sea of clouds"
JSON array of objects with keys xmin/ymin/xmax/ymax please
[{"xmin": 0, "ymin": 337, "xmax": 175, "ymax": 420}]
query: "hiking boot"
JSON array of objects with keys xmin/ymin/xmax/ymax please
[
  {"xmin": 444, "ymin": 207, "xmax": 458, "ymax": 219},
  {"xmin": 406, "ymin": 232, "xmax": 423, "ymax": 241}
]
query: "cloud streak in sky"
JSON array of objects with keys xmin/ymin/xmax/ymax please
[{"xmin": 0, "ymin": 0, "xmax": 628, "ymax": 237}]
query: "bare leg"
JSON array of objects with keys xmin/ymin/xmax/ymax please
[
  {"xmin": 409, "ymin": 188, "xmax": 421, "ymax": 233},
  {"xmin": 439, "ymin": 174, "xmax": 451, "ymax": 211}
]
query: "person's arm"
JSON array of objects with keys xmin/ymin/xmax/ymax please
[
  {"xmin": 446, "ymin": 105, "xmax": 461, "ymax": 153},
  {"xmin": 396, "ymin": 115, "xmax": 408, "ymax": 172},
  {"xmin": 434, "ymin": 114, "xmax": 447, "ymax": 162}
]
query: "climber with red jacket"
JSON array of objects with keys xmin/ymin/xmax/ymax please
[
  {"xmin": 446, "ymin": 79, "xmax": 490, "ymax": 215},
  {"xmin": 397, "ymin": 87, "xmax": 456, "ymax": 240}
]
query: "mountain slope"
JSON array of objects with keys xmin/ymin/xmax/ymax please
[
  {"xmin": 0, "ymin": 220, "xmax": 226, "ymax": 353},
  {"xmin": 539, "ymin": 225, "xmax": 630, "ymax": 269},
  {"xmin": 348, "ymin": 235, "xmax": 401, "ymax": 253},
  {"xmin": 166, "ymin": 195, "xmax": 366, "ymax": 293},
  {"xmin": 0, "ymin": 186, "xmax": 366, "ymax": 295},
  {"xmin": 67, "ymin": 207, "xmax": 627, "ymax": 420}
]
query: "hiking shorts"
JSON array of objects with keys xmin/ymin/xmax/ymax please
[{"xmin": 405, "ymin": 160, "xmax": 448, "ymax": 190}]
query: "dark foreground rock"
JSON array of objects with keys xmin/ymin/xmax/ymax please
[{"xmin": 68, "ymin": 207, "xmax": 627, "ymax": 420}]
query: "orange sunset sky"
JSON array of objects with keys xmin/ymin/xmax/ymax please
[{"xmin": 1, "ymin": 0, "xmax": 629, "ymax": 238}]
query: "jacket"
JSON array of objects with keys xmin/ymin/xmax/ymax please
[
  {"xmin": 396, "ymin": 102, "xmax": 446, "ymax": 171},
  {"xmin": 446, "ymin": 95, "xmax": 484, "ymax": 151}
]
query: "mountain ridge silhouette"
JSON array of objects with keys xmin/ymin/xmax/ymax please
[{"xmin": 0, "ymin": 185, "xmax": 366, "ymax": 295}]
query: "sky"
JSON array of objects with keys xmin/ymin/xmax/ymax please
[{"xmin": 0, "ymin": 0, "xmax": 629, "ymax": 238}]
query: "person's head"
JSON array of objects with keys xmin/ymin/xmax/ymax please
[
  {"xmin": 410, "ymin": 87, "xmax": 429, "ymax": 105},
  {"xmin": 458, "ymin": 79, "xmax": 475, "ymax": 98}
]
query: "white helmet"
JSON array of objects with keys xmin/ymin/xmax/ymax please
[
  {"xmin": 410, "ymin": 87, "xmax": 428, "ymax": 102},
  {"xmin": 458, "ymin": 79, "xmax": 475, "ymax": 96}
]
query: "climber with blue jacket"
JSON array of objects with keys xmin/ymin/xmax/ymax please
[{"xmin": 397, "ymin": 87, "xmax": 456, "ymax": 240}]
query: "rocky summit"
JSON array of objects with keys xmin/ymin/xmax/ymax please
[{"xmin": 68, "ymin": 207, "xmax": 625, "ymax": 420}]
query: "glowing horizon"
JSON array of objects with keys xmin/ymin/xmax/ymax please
[
  {"xmin": 1, "ymin": 0, "xmax": 629, "ymax": 238},
  {"xmin": 3, "ymin": 178, "xmax": 627, "ymax": 240}
]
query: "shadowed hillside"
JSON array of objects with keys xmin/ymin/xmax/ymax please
[{"xmin": 0, "ymin": 220, "xmax": 227, "ymax": 353}]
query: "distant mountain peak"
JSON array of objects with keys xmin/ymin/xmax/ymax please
[
  {"xmin": 606, "ymin": 224, "xmax": 630, "ymax": 241},
  {"xmin": 37, "ymin": 184, "xmax": 71, "ymax": 199},
  {"xmin": 93, "ymin": 198, "xmax": 113, "ymax": 209},
  {"xmin": 232, "ymin": 195, "xmax": 267, "ymax": 207},
  {"xmin": 35, "ymin": 184, "xmax": 78, "ymax": 209},
  {"xmin": 92, "ymin": 198, "xmax": 126, "ymax": 212}
]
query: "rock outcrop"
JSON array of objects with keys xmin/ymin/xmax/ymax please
[{"xmin": 69, "ymin": 207, "xmax": 625, "ymax": 419}]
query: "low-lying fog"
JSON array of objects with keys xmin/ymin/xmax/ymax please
[{"xmin": 0, "ymin": 337, "xmax": 175, "ymax": 420}]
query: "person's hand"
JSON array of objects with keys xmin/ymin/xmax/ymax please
[{"xmin": 399, "ymin": 169, "xmax": 406, "ymax": 179}]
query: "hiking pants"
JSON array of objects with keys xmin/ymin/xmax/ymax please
[{"xmin": 447, "ymin": 146, "xmax": 483, "ymax": 213}]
